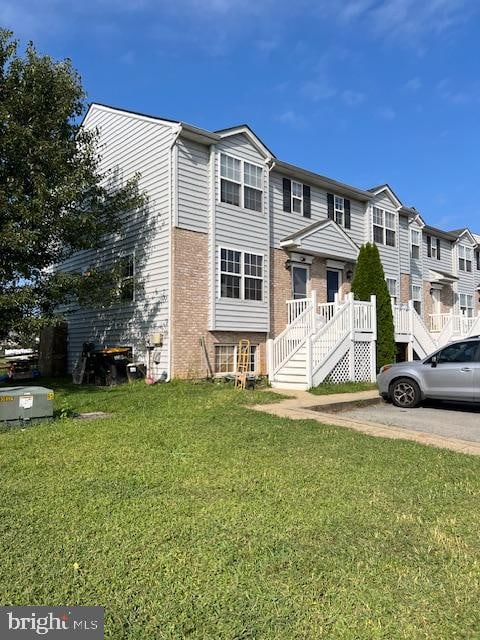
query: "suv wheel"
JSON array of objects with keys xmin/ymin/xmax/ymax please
[{"xmin": 390, "ymin": 378, "xmax": 421, "ymax": 408}]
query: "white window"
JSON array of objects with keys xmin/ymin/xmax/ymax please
[
  {"xmin": 459, "ymin": 294, "xmax": 474, "ymax": 317},
  {"xmin": 458, "ymin": 244, "xmax": 473, "ymax": 272},
  {"xmin": 119, "ymin": 254, "xmax": 135, "ymax": 302},
  {"xmin": 220, "ymin": 153, "xmax": 263, "ymax": 212},
  {"xmin": 430, "ymin": 236, "xmax": 438, "ymax": 260},
  {"xmin": 372, "ymin": 207, "xmax": 396, "ymax": 246},
  {"xmin": 334, "ymin": 196, "xmax": 344, "ymax": 226},
  {"xmin": 214, "ymin": 344, "xmax": 257, "ymax": 375},
  {"xmin": 292, "ymin": 181, "xmax": 303, "ymax": 213},
  {"xmin": 219, "ymin": 248, "xmax": 264, "ymax": 301},
  {"xmin": 411, "ymin": 284, "xmax": 422, "ymax": 315},
  {"xmin": 386, "ymin": 278, "xmax": 398, "ymax": 303},
  {"xmin": 411, "ymin": 229, "xmax": 421, "ymax": 259}
]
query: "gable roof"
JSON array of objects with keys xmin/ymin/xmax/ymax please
[
  {"xmin": 449, "ymin": 228, "xmax": 478, "ymax": 246},
  {"xmin": 423, "ymin": 225, "xmax": 457, "ymax": 242},
  {"xmin": 280, "ymin": 219, "xmax": 359, "ymax": 262},
  {"xmin": 214, "ymin": 124, "xmax": 275, "ymax": 158},
  {"xmin": 368, "ymin": 183, "xmax": 403, "ymax": 208}
]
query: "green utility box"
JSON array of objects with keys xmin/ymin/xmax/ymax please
[{"xmin": 0, "ymin": 386, "xmax": 54, "ymax": 425}]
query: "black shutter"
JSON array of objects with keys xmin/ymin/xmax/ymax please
[
  {"xmin": 327, "ymin": 193, "xmax": 334, "ymax": 220},
  {"xmin": 303, "ymin": 185, "xmax": 311, "ymax": 218},
  {"xmin": 437, "ymin": 238, "xmax": 441, "ymax": 260},
  {"xmin": 427, "ymin": 235, "xmax": 432, "ymax": 257},
  {"xmin": 283, "ymin": 178, "xmax": 291, "ymax": 213},
  {"xmin": 344, "ymin": 198, "xmax": 351, "ymax": 229}
]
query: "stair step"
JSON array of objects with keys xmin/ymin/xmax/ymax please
[{"xmin": 271, "ymin": 381, "xmax": 309, "ymax": 391}]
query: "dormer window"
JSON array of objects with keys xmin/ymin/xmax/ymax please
[
  {"xmin": 372, "ymin": 207, "xmax": 396, "ymax": 246},
  {"xmin": 220, "ymin": 153, "xmax": 263, "ymax": 212},
  {"xmin": 410, "ymin": 229, "xmax": 421, "ymax": 259},
  {"xmin": 459, "ymin": 245, "xmax": 473, "ymax": 272}
]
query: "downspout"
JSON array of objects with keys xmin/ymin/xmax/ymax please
[
  {"xmin": 166, "ymin": 125, "xmax": 183, "ymax": 382},
  {"xmin": 266, "ymin": 158, "xmax": 276, "ymax": 379}
]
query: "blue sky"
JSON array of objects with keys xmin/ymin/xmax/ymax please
[{"xmin": 3, "ymin": 0, "xmax": 480, "ymax": 231}]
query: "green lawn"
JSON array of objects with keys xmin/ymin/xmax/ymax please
[
  {"xmin": 309, "ymin": 381, "xmax": 378, "ymax": 395},
  {"xmin": 1, "ymin": 380, "xmax": 480, "ymax": 639}
]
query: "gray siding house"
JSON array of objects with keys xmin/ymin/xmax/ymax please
[{"xmin": 59, "ymin": 103, "xmax": 480, "ymax": 388}]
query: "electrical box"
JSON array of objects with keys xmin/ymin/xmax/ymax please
[{"xmin": 0, "ymin": 386, "xmax": 54, "ymax": 425}]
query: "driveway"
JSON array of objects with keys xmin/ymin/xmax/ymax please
[
  {"xmin": 253, "ymin": 389, "xmax": 480, "ymax": 455},
  {"xmin": 338, "ymin": 401, "xmax": 480, "ymax": 444}
]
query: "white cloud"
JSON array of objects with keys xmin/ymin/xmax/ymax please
[
  {"xmin": 376, "ymin": 106, "xmax": 396, "ymax": 120},
  {"xmin": 302, "ymin": 78, "xmax": 337, "ymax": 102},
  {"xmin": 342, "ymin": 89, "xmax": 366, "ymax": 106},
  {"xmin": 404, "ymin": 77, "xmax": 422, "ymax": 91},
  {"xmin": 276, "ymin": 110, "xmax": 306, "ymax": 128}
]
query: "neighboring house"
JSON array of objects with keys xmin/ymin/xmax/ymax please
[{"xmin": 59, "ymin": 103, "xmax": 480, "ymax": 388}]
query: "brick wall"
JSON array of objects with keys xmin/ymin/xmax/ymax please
[
  {"xmin": 440, "ymin": 284, "xmax": 454, "ymax": 312},
  {"xmin": 400, "ymin": 273, "xmax": 410, "ymax": 304},
  {"xmin": 270, "ymin": 248, "xmax": 292, "ymax": 338},
  {"xmin": 423, "ymin": 281, "xmax": 433, "ymax": 325},
  {"xmin": 310, "ymin": 257, "xmax": 327, "ymax": 303},
  {"xmin": 171, "ymin": 228, "xmax": 267, "ymax": 377}
]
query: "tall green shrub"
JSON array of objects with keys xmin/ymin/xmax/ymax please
[{"xmin": 351, "ymin": 243, "xmax": 396, "ymax": 371}]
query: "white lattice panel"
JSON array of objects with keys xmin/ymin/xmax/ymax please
[
  {"xmin": 354, "ymin": 342, "xmax": 373, "ymax": 381},
  {"xmin": 326, "ymin": 351, "xmax": 351, "ymax": 383}
]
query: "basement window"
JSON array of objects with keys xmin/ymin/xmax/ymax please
[{"xmin": 214, "ymin": 344, "xmax": 257, "ymax": 375}]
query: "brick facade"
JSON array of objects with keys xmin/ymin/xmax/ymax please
[
  {"xmin": 270, "ymin": 248, "xmax": 292, "ymax": 339},
  {"xmin": 400, "ymin": 273, "xmax": 410, "ymax": 304},
  {"xmin": 171, "ymin": 228, "xmax": 268, "ymax": 378}
]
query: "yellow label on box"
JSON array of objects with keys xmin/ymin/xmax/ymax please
[
  {"xmin": 47, "ymin": 392, "xmax": 54, "ymax": 401},
  {"xmin": 0, "ymin": 396, "xmax": 14, "ymax": 402}
]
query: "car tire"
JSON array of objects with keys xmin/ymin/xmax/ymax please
[{"xmin": 390, "ymin": 378, "xmax": 421, "ymax": 409}]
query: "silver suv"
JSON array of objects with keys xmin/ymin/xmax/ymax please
[{"xmin": 377, "ymin": 337, "xmax": 480, "ymax": 408}]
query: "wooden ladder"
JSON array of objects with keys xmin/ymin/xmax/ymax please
[{"xmin": 235, "ymin": 339, "xmax": 251, "ymax": 390}]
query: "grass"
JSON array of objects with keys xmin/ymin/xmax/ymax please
[
  {"xmin": 1, "ymin": 379, "xmax": 480, "ymax": 639},
  {"xmin": 309, "ymin": 381, "xmax": 378, "ymax": 395}
]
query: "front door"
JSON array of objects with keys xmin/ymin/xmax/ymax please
[
  {"xmin": 327, "ymin": 269, "xmax": 341, "ymax": 303},
  {"xmin": 292, "ymin": 265, "xmax": 308, "ymax": 299}
]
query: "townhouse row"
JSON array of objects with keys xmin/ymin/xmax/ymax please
[{"xmin": 60, "ymin": 103, "xmax": 480, "ymax": 381}]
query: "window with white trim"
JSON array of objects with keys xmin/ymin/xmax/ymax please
[
  {"xmin": 386, "ymin": 278, "xmax": 398, "ymax": 303},
  {"xmin": 458, "ymin": 244, "xmax": 473, "ymax": 272},
  {"xmin": 214, "ymin": 344, "xmax": 257, "ymax": 375},
  {"xmin": 292, "ymin": 181, "xmax": 303, "ymax": 213},
  {"xmin": 476, "ymin": 251, "xmax": 480, "ymax": 271},
  {"xmin": 459, "ymin": 293, "xmax": 474, "ymax": 317},
  {"xmin": 220, "ymin": 153, "xmax": 263, "ymax": 212},
  {"xmin": 411, "ymin": 229, "xmax": 421, "ymax": 259},
  {"xmin": 119, "ymin": 254, "xmax": 135, "ymax": 302},
  {"xmin": 372, "ymin": 207, "xmax": 396, "ymax": 246},
  {"xmin": 411, "ymin": 284, "xmax": 422, "ymax": 315},
  {"xmin": 219, "ymin": 248, "xmax": 264, "ymax": 301},
  {"xmin": 334, "ymin": 196, "xmax": 344, "ymax": 226}
]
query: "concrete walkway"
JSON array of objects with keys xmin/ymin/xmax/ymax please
[{"xmin": 251, "ymin": 388, "xmax": 480, "ymax": 456}]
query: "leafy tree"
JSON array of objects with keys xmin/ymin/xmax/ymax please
[
  {"xmin": 0, "ymin": 29, "xmax": 144, "ymax": 341},
  {"xmin": 351, "ymin": 242, "xmax": 396, "ymax": 370}
]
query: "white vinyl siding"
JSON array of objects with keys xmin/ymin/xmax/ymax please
[
  {"xmin": 269, "ymin": 171, "xmax": 367, "ymax": 248},
  {"xmin": 58, "ymin": 105, "xmax": 173, "ymax": 378},
  {"xmin": 214, "ymin": 134, "xmax": 269, "ymax": 332},
  {"xmin": 177, "ymin": 138, "xmax": 210, "ymax": 233}
]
